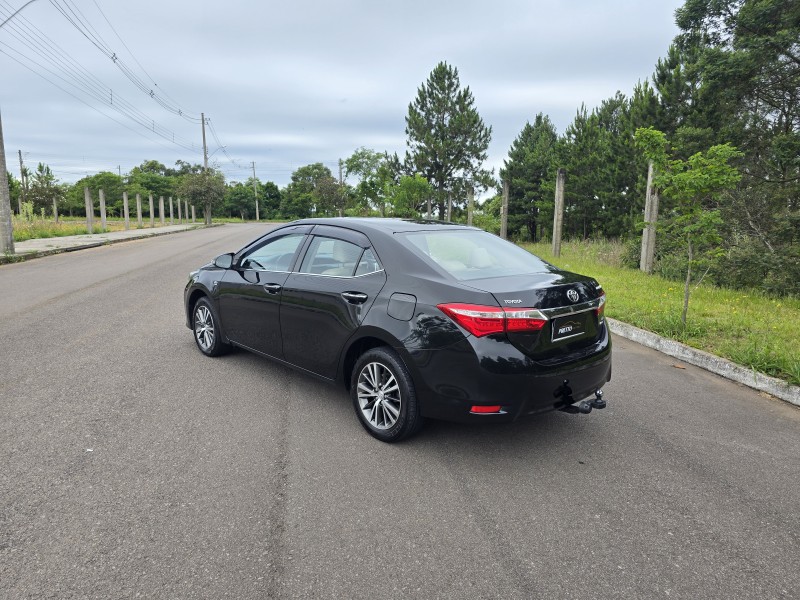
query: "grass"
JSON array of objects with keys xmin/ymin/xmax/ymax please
[
  {"xmin": 11, "ymin": 217, "xmax": 184, "ymax": 242},
  {"xmin": 522, "ymin": 239, "xmax": 800, "ymax": 386}
]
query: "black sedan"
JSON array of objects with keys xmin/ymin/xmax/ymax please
[{"xmin": 184, "ymin": 218, "xmax": 611, "ymax": 442}]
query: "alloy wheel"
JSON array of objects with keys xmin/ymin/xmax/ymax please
[
  {"xmin": 356, "ymin": 362, "xmax": 401, "ymax": 430},
  {"xmin": 194, "ymin": 304, "xmax": 215, "ymax": 352}
]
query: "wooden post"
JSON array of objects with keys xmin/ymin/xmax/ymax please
[
  {"xmin": 177, "ymin": 196, "xmax": 182, "ymax": 223},
  {"xmin": 467, "ymin": 187, "xmax": 474, "ymax": 227},
  {"xmin": 169, "ymin": 197, "xmax": 174, "ymax": 225},
  {"xmin": 552, "ymin": 168, "xmax": 566, "ymax": 257},
  {"xmin": 640, "ymin": 161, "xmax": 659, "ymax": 273},
  {"xmin": 159, "ymin": 196, "xmax": 165, "ymax": 225},
  {"xmin": 148, "ymin": 193, "xmax": 154, "ymax": 228},
  {"xmin": 123, "ymin": 191, "xmax": 130, "ymax": 230},
  {"xmin": 84, "ymin": 187, "xmax": 94, "ymax": 234},
  {"xmin": 500, "ymin": 180, "xmax": 509, "ymax": 239},
  {"xmin": 136, "ymin": 193, "xmax": 143, "ymax": 228}
]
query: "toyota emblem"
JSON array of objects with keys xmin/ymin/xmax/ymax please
[{"xmin": 566, "ymin": 289, "xmax": 580, "ymax": 303}]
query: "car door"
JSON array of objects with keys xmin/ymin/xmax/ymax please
[
  {"xmin": 280, "ymin": 227, "xmax": 386, "ymax": 379},
  {"xmin": 217, "ymin": 227, "xmax": 309, "ymax": 358}
]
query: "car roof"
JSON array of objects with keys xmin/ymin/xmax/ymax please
[{"xmin": 290, "ymin": 217, "xmax": 478, "ymax": 236}]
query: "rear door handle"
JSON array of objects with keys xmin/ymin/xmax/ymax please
[
  {"xmin": 341, "ymin": 291, "xmax": 368, "ymax": 304},
  {"xmin": 263, "ymin": 283, "xmax": 283, "ymax": 294}
]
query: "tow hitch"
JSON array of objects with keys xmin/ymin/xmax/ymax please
[{"xmin": 561, "ymin": 389, "xmax": 606, "ymax": 414}]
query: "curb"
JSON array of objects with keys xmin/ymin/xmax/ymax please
[
  {"xmin": 0, "ymin": 224, "xmax": 219, "ymax": 265},
  {"xmin": 608, "ymin": 317, "xmax": 800, "ymax": 408}
]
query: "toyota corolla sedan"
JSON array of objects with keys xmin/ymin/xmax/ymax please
[{"xmin": 185, "ymin": 218, "xmax": 611, "ymax": 442}]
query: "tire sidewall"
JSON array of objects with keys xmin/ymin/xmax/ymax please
[
  {"xmin": 351, "ymin": 347, "xmax": 420, "ymax": 442},
  {"xmin": 193, "ymin": 297, "xmax": 225, "ymax": 357}
]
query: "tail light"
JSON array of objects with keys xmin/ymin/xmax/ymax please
[
  {"xmin": 594, "ymin": 293, "xmax": 606, "ymax": 323},
  {"xmin": 437, "ymin": 303, "xmax": 547, "ymax": 337}
]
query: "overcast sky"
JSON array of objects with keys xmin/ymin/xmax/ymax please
[{"xmin": 1, "ymin": 0, "xmax": 685, "ymax": 189}]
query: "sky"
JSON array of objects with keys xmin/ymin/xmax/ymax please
[{"xmin": 1, "ymin": 0, "xmax": 686, "ymax": 190}]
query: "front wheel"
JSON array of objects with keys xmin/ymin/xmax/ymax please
[
  {"xmin": 351, "ymin": 347, "xmax": 422, "ymax": 443},
  {"xmin": 192, "ymin": 297, "xmax": 230, "ymax": 357}
]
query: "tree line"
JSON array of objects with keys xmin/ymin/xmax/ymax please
[{"xmin": 5, "ymin": 0, "xmax": 797, "ymax": 295}]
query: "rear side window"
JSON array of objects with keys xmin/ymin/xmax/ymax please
[
  {"xmin": 400, "ymin": 230, "xmax": 550, "ymax": 280},
  {"xmin": 300, "ymin": 237, "xmax": 364, "ymax": 277}
]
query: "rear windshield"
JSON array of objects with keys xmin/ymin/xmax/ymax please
[{"xmin": 399, "ymin": 230, "xmax": 551, "ymax": 281}]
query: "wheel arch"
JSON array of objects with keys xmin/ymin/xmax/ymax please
[{"xmin": 340, "ymin": 328, "xmax": 410, "ymax": 391}]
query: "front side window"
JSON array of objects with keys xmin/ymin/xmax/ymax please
[{"xmin": 240, "ymin": 233, "xmax": 305, "ymax": 271}]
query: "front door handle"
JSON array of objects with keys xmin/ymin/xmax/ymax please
[
  {"xmin": 341, "ymin": 291, "xmax": 368, "ymax": 304},
  {"xmin": 263, "ymin": 283, "xmax": 283, "ymax": 294}
]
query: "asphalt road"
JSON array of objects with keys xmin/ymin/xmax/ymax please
[{"xmin": 1, "ymin": 223, "xmax": 798, "ymax": 599}]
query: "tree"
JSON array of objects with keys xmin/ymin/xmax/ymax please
[
  {"xmin": 636, "ymin": 126, "xmax": 742, "ymax": 327},
  {"xmin": 344, "ymin": 148, "xmax": 390, "ymax": 216},
  {"xmin": 281, "ymin": 163, "xmax": 333, "ymax": 219},
  {"xmin": 385, "ymin": 174, "xmax": 433, "ymax": 218},
  {"xmin": 28, "ymin": 163, "xmax": 64, "ymax": 218},
  {"xmin": 176, "ymin": 169, "xmax": 225, "ymax": 225},
  {"xmin": 67, "ymin": 171, "xmax": 125, "ymax": 217},
  {"xmin": 500, "ymin": 114, "xmax": 558, "ymax": 241},
  {"xmin": 403, "ymin": 61, "xmax": 492, "ymax": 219},
  {"xmin": 672, "ymin": 0, "xmax": 800, "ymax": 295}
]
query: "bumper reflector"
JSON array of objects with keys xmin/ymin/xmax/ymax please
[{"xmin": 470, "ymin": 405, "xmax": 503, "ymax": 414}]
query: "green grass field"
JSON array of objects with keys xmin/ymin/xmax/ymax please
[{"xmin": 523, "ymin": 239, "xmax": 800, "ymax": 386}]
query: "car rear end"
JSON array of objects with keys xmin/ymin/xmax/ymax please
[{"xmin": 393, "ymin": 227, "xmax": 611, "ymax": 423}]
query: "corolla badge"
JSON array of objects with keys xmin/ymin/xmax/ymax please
[{"xmin": 566, "ymin": 289, "xmax": 580, "ymax": 303}]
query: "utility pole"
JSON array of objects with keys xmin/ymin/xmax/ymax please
[
  {"xmin": 252, "ymin": 161, "xmax": 259, "ymax": 221},
  {"xmin": 17, "ymin": 149, "xmax": 25, "ymax": 213},
  {"xmin": 201, "ymin": 113, "xmax": 208, "ymax": 171},
  {"xmin": 0, "ymin": 111, "xmax": 14, "ymax": 254}
]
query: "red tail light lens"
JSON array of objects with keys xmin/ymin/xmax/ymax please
[
  {"xmin": 437, "ymin": 304, "xmax": 548, "ymax": 337},
  {"xmin": 594, "ymin": 293, "xmax": 606, "ymax": 322},
  {"xmin": 437, "ymin": 303, "xmax": 505, "ymax": 336}
]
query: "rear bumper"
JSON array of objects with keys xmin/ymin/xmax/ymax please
[{"xmin": 405, "ymin": 324, "xmax": 612, "ymax": 424}]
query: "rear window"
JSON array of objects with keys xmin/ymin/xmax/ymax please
[{"xmin": 399, "ymin": 230, "xmax": 550, "ymax": 281}]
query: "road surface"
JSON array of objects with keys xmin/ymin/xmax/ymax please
[{"xmin": 1, "ymin": 223, "xmax": 798, "ymax": 599}]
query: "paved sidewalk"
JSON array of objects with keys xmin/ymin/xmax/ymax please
[{"xmin": 2, "ymin": 223, "xmax": 207, "ymax": 263}]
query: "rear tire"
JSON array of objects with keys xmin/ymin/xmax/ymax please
[
  {"xmin": 192, "ymin": 297, "xmax": 230, "ymax": 357},
  {"xmin": 351, "ymin": 347, "xmax": 422, "ymax": 443}
]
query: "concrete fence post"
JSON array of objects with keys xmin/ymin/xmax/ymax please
[
  {"xmin": 159, "ymin": 196, "xmax": 165, "ymax": 225},
  {"xmin": 148, "ymin": 193, "xmax": 154, "ymax": 228},
  {"xmin": 552, "ymin": 168, "xmax": 566, "ymax": 258},
  {"xmin": 136, "ymin": 193, "xmax": 143, "ymax": 228},
  {"xmin": 177, "ymin": 197, "xmax": 182, "ymax": 223},
  {"xmin": 123, "ymin": 191, "xmax": 130, "ymax": 230},
  {"xmin": 184, "ymin": 200, "xmax": 189, "ymax": 224},
  {"xmin": 169, "ymin": 197, "xmax": 174, "ymax": 225},
  {"xmin": 84, "ymin": 187, "xmax": 94, "ymax": 234},
  {"xmin": 99, "ymin": 189, "xmax": 107, "ymax": 231}
]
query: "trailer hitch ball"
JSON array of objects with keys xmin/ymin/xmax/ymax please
[{"xmin": 590, "ymin": 389, "xmax": 607, "ymax": 410}]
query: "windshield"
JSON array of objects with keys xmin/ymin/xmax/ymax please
[{"xmin": 400, "ymin": 230, "xmax": 551, "ymax": 281}]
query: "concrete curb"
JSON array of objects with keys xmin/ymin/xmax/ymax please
[
  {"xmin": 608, "ymin": 317, "xmax": 800, "ymax": 408},
  {"xmin": 0, "ymin": 224, "xmax": 220, "ymax": 265}
]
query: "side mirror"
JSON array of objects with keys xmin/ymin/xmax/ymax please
[{"xmin": 213, "ymin": 253, "xmax": 234, "ymax": 269}]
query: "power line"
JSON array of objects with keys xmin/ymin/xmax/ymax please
[{"xmin": 0, "ymin": 1, "xmax": 201, "ymax": 153}]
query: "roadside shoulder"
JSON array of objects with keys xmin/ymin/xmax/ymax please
[{"xmin": 608, "ymin": 317, "xmax": 800, "ymax": 407}]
